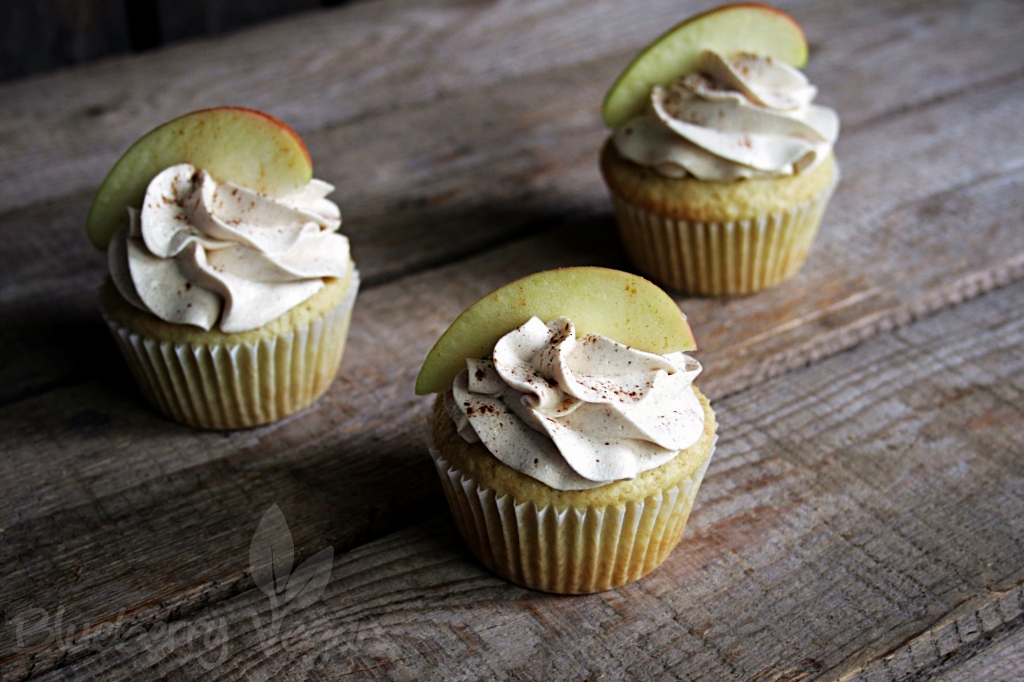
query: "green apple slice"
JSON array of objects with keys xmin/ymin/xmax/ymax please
[
  {"xmin": 602, "ymin": 3, "xmax": 809, "ymax": 129},
  {"xmin": 86, "ymin": 106, "xmax": 312, "ymax": 250},
  {"xmin": 415, "ymin": 267, "xmax": 696, "ymax": 395}
]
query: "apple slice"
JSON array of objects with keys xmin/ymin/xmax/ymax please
[
  {"xmin": 415, "ymin": 267, "xmax": 696, "ymax": 395},
  {"xmin": 86, "ymin": 106, "xmax": 312, "ymax": 250},
  {"xmin": 602, "ymin": 3, "xmax": 808, "ymax": 129}
]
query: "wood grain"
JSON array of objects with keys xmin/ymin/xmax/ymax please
[
  {"xmin": 4, "ymin": 0, "xmax": 1024, "ymax": 404},
  {"xmin": 2, "ymin": 0, "xmax": 1024, "ymax": 679},
  {"xmin": 0, "ymin": 0, "xmax": 1021, "ymax": 213},
  {"xmin": 4, "ymin": 163, "xmax": 1024, "ymax": 677},
  {"xmin": 21, "ymin": 259, "xmax": 1024, "ymax": 682},
  {"xmin": 153, "ymin": 0, "xmax": 323, "ymax": 44},
  {"xmin": 0, "ymin": 0, "xmax": 131, "ymax": 82},
  {"xmin": 928, "ymin": 626, "xmax": 1024, "ymax": 682}
]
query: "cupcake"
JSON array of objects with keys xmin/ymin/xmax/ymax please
[
  {"xmin": 600, "ymin": 3, "xmax": 839, "ymax": 295},
  {"xmin": 87, "ymin": 107, "xmax": 359, "ymax": 429},
  {"xmin": 415, "ymin": 267, "xmax": 717, "ymax": 593}
]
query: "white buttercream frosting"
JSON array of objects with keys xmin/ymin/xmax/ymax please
[
  {"xmin": 446, "ymin": 316, "xmax": 705, "ymax": 491},
  {"xmin": 108, "ymin": 163, "xmax": 351, "ymax": 332},
  {"xmin": 613, "ymin": 50, "xmax": 839, "ymax": 180}
]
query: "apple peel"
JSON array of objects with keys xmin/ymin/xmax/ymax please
[
  {"xmin": 415, "ymin": 267, "xmax": 696, "ymax": 395},
  {"xmin": 602, "ymin": 2, "xmax": 808, "ymax": 129},
  {"xmin": 86, "ymin": 106, "xmax": 312, "ymax": 250}
]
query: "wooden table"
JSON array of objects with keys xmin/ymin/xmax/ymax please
[{"xmin": 2, "ymin": 0, "xmax": 1023, "ymax": 679}]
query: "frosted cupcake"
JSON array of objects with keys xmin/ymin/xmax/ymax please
[
  {"xmin": 416, "ymin": 267, "xmax": 717, "ymax": 593},
  {"xmin": 600, "ymin": 4, "xmax": 839, "ymax": 295},
  {"xmin": 88, "ymin": 107, "xmax": 359, "ymax": 429}
]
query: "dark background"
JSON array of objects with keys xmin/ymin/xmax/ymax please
[{"xmin": 1, "ymin": 0, "xmax": 350, "ymax": 83}]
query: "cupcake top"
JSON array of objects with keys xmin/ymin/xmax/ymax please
[
  {"xmin": 107, "ymin": 164, "xmax": 351, "ymax": 333},
  {"xmin": 417, "ymin": 267, "xmax": 705, "ymax": 492},
  {"xmin": 87, "ymin": 107, "xmax": 353, "ymax": 334},
  {"xmin": 444, "ymin": 316, "xmax": 705, "ymax": 490},
  {"xmin": 612, "ymin": 50, "xmax": 838, "ymax": 180}
]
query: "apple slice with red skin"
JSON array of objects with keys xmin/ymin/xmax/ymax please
[
  {"xmin": 415, "ymin": 267, "xmax": 696, "ymax": 395},
  {"xmin": 602, "ymin": 2, "xmax": 809, "ymax": 129},
  {"xmin": 86, "ymin": 106, "xmax": 312, "ymax": 250}
]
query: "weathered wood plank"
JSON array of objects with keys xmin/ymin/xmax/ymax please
[
  {"xmin": 0, "ymin": 0, "xmax": 131, "ymax": 82},
  {"xmin": 153, "ymin": 0, "xmax": 323, "ymax": 44},
  {"xmin": 0, "ymin": 0, "xmax": 1021, "ymax": 214},
  {"xmin": 928, "ymin": 624, "xmax": 1024, "ymax": 682},
  {"xmin": 3, "ymin": 71, "xmax": 1024, "ymax": 677},
  {"xmin": 2, "ymin": 1, "xmax": 1024, "ymax": 679},
  {"xmin": 4, "ymin": 140, "xmax": 1024, "ymax": 675},
  {"xmin": 19, "ymin": 258, "xmax": 1024, "ymax": 682},
  {"xmin": 846, "ymin": 587, "xmax": 1024, "ymax": 682},
  {"xmin": 0, "ymin": 219, "xmax": 604, "ymax": 680},
  {"xmin": 3, "ymin": 24, "xmax": 1024, "ymax": 405}
]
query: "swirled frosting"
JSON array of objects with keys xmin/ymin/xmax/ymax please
[
  {"xmin": 108, "ymin": 164, "xmax": 351, "ymax": 332},
  {"xmin": 612, "ymin": 50, "xmax": 839, "ymax": 180},
  {"xmin": 445, "ymin": 316, "xmax": 705, "ymax": 491}
]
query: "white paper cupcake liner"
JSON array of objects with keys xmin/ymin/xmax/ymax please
[
  {"xmin": 102, "ymin": 274, "xmax": 359, "ymax": 429},
  {"xmin": 611, "ymin": 179, "xmax": 837, "ymax": 296},
  {"xmin": 429, "ymin": 441, "xmax": 715, "ymax": 594}
]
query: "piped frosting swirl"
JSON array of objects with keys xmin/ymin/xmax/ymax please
[
  {"xmin": 108, "ymin": 163, "xmax": 351, "ymax": 332},
  {"xmin": 613, "ymin": 50, "xmax": 838, "ymax": 180},
  {"xmin": 446, "ymin": 316, "xmax": 705, "ymax": 491}
]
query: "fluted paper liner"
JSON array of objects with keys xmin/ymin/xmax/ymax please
[
  {"xmin": 610, "ymin": 180, "xmax": 837, "ymax": 296},
  {"xmin": 430, "ymin": 441, "xmax": 715, "ymax": 594},
  {"xmin": 102, "ymin": 277, "xmax": 358, "ymax": 429}
]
